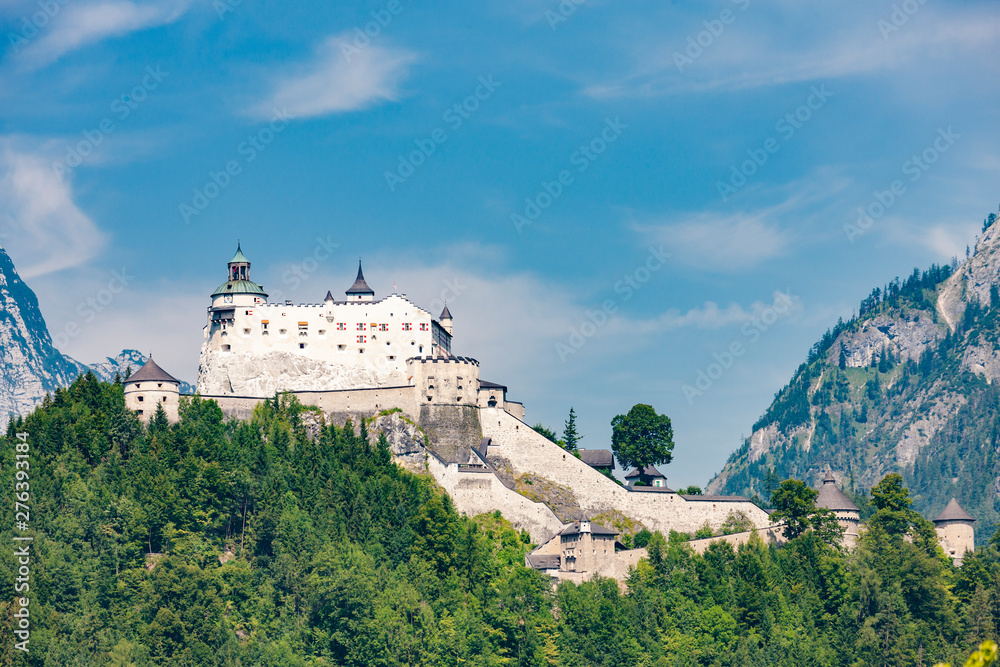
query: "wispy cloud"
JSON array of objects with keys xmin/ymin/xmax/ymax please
[
  {"xmin": 585, "ymin": 7, "xmax": 1000, "ymax": 98},
  {"xmin": 15, "ymin": 0, "xmax": 193, "ymax": 70},
  {"xmin": 635, "ymin": 212, "xmax": 790, "ymax": 272},
  {"xmin": 0, "ymin": 140, "xmax": 105, "ymax": 277},
  {"xmin": 251, "ymin": 33, "xmax": 417, "ymax": 120}
]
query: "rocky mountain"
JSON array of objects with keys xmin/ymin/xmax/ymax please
[
  {"xmin": 708, "ymin": 205, "xmax": 1000, "ymax": 541},
  {"xmin": 0, "ymin": 249, "xmax": 193, "ymax": 427},
  {"xmin": 0, "ymin": 247, "xmax": 88, "ymax": 426}
]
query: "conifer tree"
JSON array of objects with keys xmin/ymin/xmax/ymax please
[{"xmin": 562, "ymin": 407, "xmax": 581, "ymax": 452}]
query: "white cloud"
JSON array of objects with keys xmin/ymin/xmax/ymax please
[
  {"xmin": 635, "ymin": 212, "xmax": 790, "ymax": 272},
  {"xmin": 16, "ymin": 0, "xmax": 193, "ymax": 69},
  {"xmin": 252, "ymin": 33, "xmax": 417, "ymax": 120},
  {"xmin": 0, "ymin": 140, "xmax": 105, "ymax": 278}
]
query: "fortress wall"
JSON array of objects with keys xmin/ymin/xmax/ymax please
[
  {"xmin": 481, "ymin": 408, "xmax": 772, "ymax": 534},
  {"xmin": 686, "ymin": 525, "xmax": 785, "ymax": 555},
  {"xmin": 420, "ymin": 453, "xmax": 565, "ymax": 544},
  {"xmin": 296, "ymin": 386, "xmax": 419, "ymax": 420},
  {"xmin": 199, "ymin": 395, "xmax": 265, "ymax": 421},
  {"xmin": 418, "ymin": 403, "xmax": 483, "ymax": 463}
]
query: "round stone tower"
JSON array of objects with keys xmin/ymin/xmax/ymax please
[
  {"xmin": 932, "ymin": 498, "xmax": 975, "ymax": 566},
  {"xmin": 815, "ymin": 470, "xmax": 861, "ymax": 547},
  {"xmin": 124, "ymin": 357, "xmax": 181, "ymax": 423}
]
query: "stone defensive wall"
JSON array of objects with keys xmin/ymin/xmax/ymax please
[
  {"xmin": 193, "ymin": 385, "xmax": 419, "ymax": 423},
  {"xmin": 421, "ymin": 448, "xmax": 565, "ymax": 544},
  {"xmin": 481, "ymin": 407, "xmax": 771, "ymax": 536}
]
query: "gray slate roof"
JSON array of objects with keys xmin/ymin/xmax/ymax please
[
  {"xmin": 578, "ymin": 449, "xmax": 615, "ymax": 469},
  {"xmin": 346, "ymin": 261, "xmax": 375, "ymax": 295},
  {"xmin": 526, "ymin": 554, "xmax": 560, "ymax": 570},
  {"xmin": 440, "ymin": 304, "xmax": 452, "ymax": 319},
  {"xmin": 933, "ymin": 498, "xmax": 975, "ymax": 523},
  {"xmin": 479, "ymin": 380, "xmax": 507, "ymax": 391},
  {"xmin": 559, "ymin": 520, "xmax": 619, "ymax": 537},
  {"xmin": 625, "ymin": 464, "xmax": 665, "ymax": 479},
  {"xmin": 815, "ymin": 472, "xmax": 859, "ymax": 512},
  {"xmin": 128, "ymin": 358, "xmax": 180, "ymax": 384}
]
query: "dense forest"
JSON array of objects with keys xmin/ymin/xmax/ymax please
[
  {"xmin": 1, "ymin": 375, "xmax": 999, "ymax": 665},
  {"xmin": 717, "ymin": 257, "xmax": 1000, "ymax": 541}
]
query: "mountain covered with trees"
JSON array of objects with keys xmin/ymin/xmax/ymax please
[
  {"xmin": 709, "ymin": 207, "xmax": 1000, "ymax": 541},
  {"xmin": 2, "ymin": 376, "xmax": 1000, "ymax": 665}
]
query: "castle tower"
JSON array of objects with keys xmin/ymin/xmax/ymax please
[
  {"xmin": 815, "ymin": 470, "xmax": 860, "ymax": 547},
  {"xmin": 346, "ymin": 261, "xmax": 375, "ymax": 302},
  {"xmin": 933, "ymin": 498, "xmax": 975, "ymax": 566},
  {"xmin": 212, "ymin": 244, "xmax": 268, "ymax": 309},
  {"xmin": 439, "ymin": 304, "xmax": 453, "ymax": 336},
  {"xmin": 124, "ymin": 357, "xmax": 181, "ymax": 423}
]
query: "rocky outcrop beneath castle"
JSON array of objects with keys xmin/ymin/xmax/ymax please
[
  {"xmin": 197, "ymin": 349, "xmax": 406, "ymax": 396},
  {"xmin": 418, "ymin": 404, "xmax": 483, "ymax": 464}
]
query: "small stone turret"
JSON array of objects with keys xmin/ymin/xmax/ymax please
[
  {"xmin": 439, "ymin": 304, "xmax": 453, "ymax": 336},
  {"xmin": 815, "ymin": 470, "xmax": 860, "ymax": 547},
  {"xmin": 124, "ymin": 357, "xmax": 181, "ymax": 423},
  {"xmin": 933, "ymin": 498, "xmax": 975, "ymax": 566}
]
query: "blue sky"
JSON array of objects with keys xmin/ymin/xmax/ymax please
[{"xmin": 1, "ymin": 0, "xmax": 998, "ymax": 487}]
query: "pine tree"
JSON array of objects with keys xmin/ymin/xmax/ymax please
[
  {"xmin": 839, "ymin": 344, "xmax": 847, "ymax": 370},
  {"xmin": 562, "ymin": 407, "xmax": 581, "ymax": 452}
]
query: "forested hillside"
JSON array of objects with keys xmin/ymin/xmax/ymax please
[
  {"xmin": 1, "ymin": 374, "xmax": 999, "ymax": 665},
  {"xmin": 709, "ymin": 209, "xmax": 1000, "ymax": 542}
]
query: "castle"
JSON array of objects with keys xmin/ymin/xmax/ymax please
[{"xmin": 125, "ymin": 246, "xmax": 977, "ymax": 580}]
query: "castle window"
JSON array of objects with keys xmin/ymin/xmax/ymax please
[
  {"xmin": 357, "ymin": 323, "xmax": 366, "ymax": 331},
  {"xmin": 371, "ymin": 323, "xmax": 377, "ymax": 330},
  {"xmin": 359, "ymin": 348, "xmax": 365, "ymax": 353},
  {"xmin": 357, "ymin": 335, "xmax": 366, "ymax": 343},
  {"xmin": 380, "ymin": 324, "xmax": 388, "ymax": 331},
  {"xmin": 138, "ymin": 396, "xmax": 144, "ymax": 402},
  {"xmin": 318, "ymin": 329, "xmax": 326, "ymax": 337},
  {"xmin": 244, "ymin": 328, "xmax": 250, "ymax": 335},
  {"xmin": 337, "ymin": 323, "xmax": 346, "ymax": 330},
  {"xmin": 222, "ymin": 344, "xmax": 231, "ymax": 351},
  {"xmin": 337, "ymin": 344, "xmax": 346, "ymax": 351},
  {"xmin": 162, "ymin": 396, "xmax": 167, "ymax": 402},
  {"xmin": 420, "ymin": 323, "xmax": 428, "ymax": 331},
  {"xmin": 299, "ymin": 343, "xmax": 306, "ymax": 349},
  {"xmin": 137, "ymin": 410, "xmax": 143, "ymax": 416},
  {"xmin": 279, "ymin": 329, "xmax": 287, "ymax": 336},
  {"xmin": 388, "ymin": 355, "xmax": 396, "ymax": 361},
  {"xmin": 402, "ymin": 323, "xmax": 412, "ymax": 331}
]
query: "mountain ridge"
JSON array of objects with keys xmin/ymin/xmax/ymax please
[{"xmin": 709, "ymin": 205, "xmax": 1000, "ymax": 539}]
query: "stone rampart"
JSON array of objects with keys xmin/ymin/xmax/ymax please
[{"xmin": 481, "ymin": 407, "xmax": 771, "ymax": 535}]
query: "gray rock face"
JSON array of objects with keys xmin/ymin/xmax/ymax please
[
  {"xmin": 0, "ymin": 248, "xmax": 87, "ymax": 427},
  {"xmin": 939, "ymin": 221, "xmax": 1000, "ymax": 330},
  {"xmin": 366, "ymin": 412, "xmax": 426, "ymax": 456},
  {"xmin": 196, "ymin": 348, "xmax": 406, "ymax": 396},
  {"xmin": 831, "ymin": 312, "xmax": 945, "ymax": 368}
]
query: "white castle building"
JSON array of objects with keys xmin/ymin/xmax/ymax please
[{"xmin": 197, "ymin": 245, "xmax": 456, "ymax": 397}]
